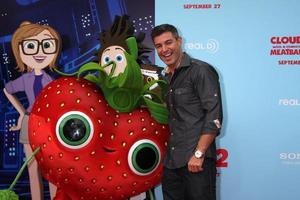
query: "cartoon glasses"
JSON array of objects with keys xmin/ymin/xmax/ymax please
[{"xmin": 19, "ymin": 38, "xmax": 58, "ymax": 55}]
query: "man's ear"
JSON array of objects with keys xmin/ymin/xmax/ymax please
[{"xmin": 177, "ymin": 36, "xmax": 183, "ymax": 46}]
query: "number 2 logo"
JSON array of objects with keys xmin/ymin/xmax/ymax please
[{"xmin": 216, "ymin": 148, "xmax": 228, "ymax": 167}]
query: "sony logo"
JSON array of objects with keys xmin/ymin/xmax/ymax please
[{"xmin": 280, "ymin": 153, "xmax": 300, "ymax": 160}]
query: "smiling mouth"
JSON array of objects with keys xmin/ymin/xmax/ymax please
[
  {"xmin": 33, "ymin": 56, "xmax": 46, "ymax": 63},
  {"xmin": 103, "ymin": 146, "xmax": 116, "ymax": 153},
  {"xmin": 162, "ymin": 53, "xmax": 172, "ymax": 60},
  {"xmin": 164, "ymin": 52, "xmax": 172, "ymax": 57}
]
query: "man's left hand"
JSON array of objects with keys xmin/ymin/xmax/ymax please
[{"xmin": 187, "ymin": 156, "xmax": 204, "ymax": 173}]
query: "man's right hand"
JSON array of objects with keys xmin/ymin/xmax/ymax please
[{"xmin": 187, "ymin": 155, "xmax": 204, "ymax": 173}]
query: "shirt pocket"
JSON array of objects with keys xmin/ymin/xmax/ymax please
[{"xmin": 173, "ymin": 87, "xmax": 194, "ymax": 106}]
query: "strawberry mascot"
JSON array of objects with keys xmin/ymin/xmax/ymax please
[{"xmin": 1, "ymin": 15, "xmax": 169, "ymax": 200}]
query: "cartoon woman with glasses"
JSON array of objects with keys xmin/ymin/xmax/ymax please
[{"xmin": 3, "ymin": 21, "xmax": 61, "ymax": 200}]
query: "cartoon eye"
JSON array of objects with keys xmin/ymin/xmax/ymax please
[
  {"xmin": 115, "ymin": 54, "xmax": 124, "ymax": 62},
  {"xmin": 23, "ymin": 41, "xmax": 38, "ymax": 51},
  {"xmin": 103, "ymin": 55, "xmax": 110, "ymax": 64},
  {"xmin": 56, "ymin": 111, "xmax": 94, "ymax": 149},
  {"xmin": 26, "ymin": 42, "xmax": 36, "ymax": 49},
  {"xmin": 42, "ymin": 39, "xmax": 57, "ymax": 54},
  {"xmin": 146, "ymin": 76, "xmax": 154, "ymax": 83},
  {"xmin": 128, "ymin": 139, "xmax": 161, "ymax": 176},
  {"xmin": 43, "ymin": 41, "xmax": 51, "ymax": 49},
  {"xmin": 22, "ymin": 40, "xmax": 39, "ymax": 55}
]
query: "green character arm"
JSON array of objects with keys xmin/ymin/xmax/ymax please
[
  {"xmin": 142, "ymin": 96, "xmax": 169, "ymax": 124},
  {"xmin": 141, "ymin": 79, "xmax": 169, "ymax": 124},
  {"xmin": 126, "ymin": 37, "xmax": 138, "ymax": 60},
  {"xmin": 77, "ymin": 62, "xmax": 108, "ymax": 84}
]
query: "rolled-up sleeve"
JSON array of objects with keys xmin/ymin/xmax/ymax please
[
  {"xmin": 196, "ymin": 65, "xmax": 223, "ymax": 134},
  {"xmin": 5, "ymin": 76, "xmax": 25, "ymax": 94}
]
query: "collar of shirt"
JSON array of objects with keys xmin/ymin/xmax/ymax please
[
  {"xmin": 27, "ymin": 69, "xmax": 45, "ymax": 77},
  {"xmin": 163, "ymin": 52, "xmax": 191, "ymax": 77}
]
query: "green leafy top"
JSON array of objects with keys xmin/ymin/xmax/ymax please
[
  {"xmin": 55, "ymin": 15, "xmax": 168, "ymax": 124},
  {"xmin": 78, "ymin": 37, "xmax": 168, "ymax": 124}
]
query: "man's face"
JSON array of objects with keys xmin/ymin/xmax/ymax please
[{"xmin": 153, "ymin": 31, "xmax": 182, "ymax": 68}]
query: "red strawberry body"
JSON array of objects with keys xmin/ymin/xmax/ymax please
[{"xmin": 28, "ymin": 77, "xmax": 169, "ymax": 200}]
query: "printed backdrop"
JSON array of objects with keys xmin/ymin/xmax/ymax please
[
  {"xmin": 0, "ymin": 0, "xmax": 155, "ymax": 199},
  {"xmin": 155, "ymin": 0, "xmax": 300, "ymax": 200},
  {"xmin": 0, "ymin": 0, "xmax": 299, "ymax": 199}
]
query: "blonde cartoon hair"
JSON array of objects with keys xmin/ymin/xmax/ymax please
[{"xmin": 11, "ymin": 21, "xmax": 62, "ymax": 72}]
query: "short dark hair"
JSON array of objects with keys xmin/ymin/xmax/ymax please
[{"xmin": 151, "ymin": 24, "xmax": 179, "ymax": 41}]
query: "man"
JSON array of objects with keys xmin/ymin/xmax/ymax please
[{"xmin": 151, "ymin": 24, "xmax": 223, "ymax": 200}]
